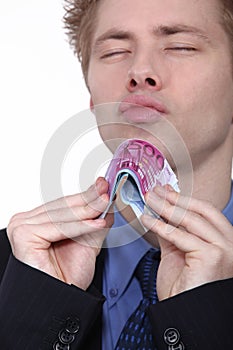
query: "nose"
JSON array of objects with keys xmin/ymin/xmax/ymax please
[{"xmin": 126, "ymin": 56, "xmax": 162, "ymax": 92}]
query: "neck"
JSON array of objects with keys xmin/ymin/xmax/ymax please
[
  {"xmin": 191, "ymin": 155, "xmax": 232, "ymax": 212},
  {"xmin": 190, "ymin": 131, "xmax": 232, "ymax": 211}
]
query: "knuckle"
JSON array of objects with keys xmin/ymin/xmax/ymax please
[
  {"xmin": 65, "ymin": 194, "xmax": 81, "ymax": 208},
  {"xmin": 86, "ymin": 201, "xmax": 105, "ymax": 217},
  {"xmin": 201, "ymin": 200, "xmax": 215, "ymax": 214},
  {"xmin": 88, "ymin": 202, "xmax": 102, "ymax": 215},
  {"xmin": 80, "ymin": 190, "xmax": 92, "ymax": 205},
  {"xmin": 207, "ymin": 245, "xmax": 223, "ymax": 263},
  {"xmin": 222, "ymin": 239, "xmax": 233, "ymax": 254},
  {"xmin": 8, "ymin": 212, "xmax": 25, "ymax": 224},
  {"xmin": 166, "ymin": 226, "xmax": 179, "ymax": 242},
  {"xmin": 13, "ymin": 223, "xmax": 31, "ymax": 236},
  {"xmin": 7, "ymin": 217, "xmax": 25, "ymax": 235},
  {"xmin": 72, "ymin": 202, "xmax": 101, "ymax": 221},
  {"xmin": 74, "ymin": 206, "xmax": 88, "ymax": 220},
  {"xmin": 162, "ymin": 201, "xmax": 174, "ymax": 219},
  {"xmin": 181, "ymin": 211, "xmax": 200, "ymax": 230},
  {"xmin": 8, "ymin": 223, "xmax": 31, "ymax": 247}
]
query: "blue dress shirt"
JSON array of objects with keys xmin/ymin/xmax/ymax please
[
  {"xmin": 102, "ymin": 182, "xmax": 233, "ymax": 349},
  {"xmin": 222, "ymin": 182, "xmax": 233, "ymax": 224}
]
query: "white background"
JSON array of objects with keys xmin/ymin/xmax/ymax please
[
  {"xmin": 0, "ymin": 2, "xmax": 232, "ymax": 229},
  {"xmin": 0, "ymin": 1, "xmax": 93, "ymax": 228}
]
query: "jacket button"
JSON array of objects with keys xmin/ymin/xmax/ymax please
[
  {"xmin": 164, "ymin": 328, "xmax": 180, "ymax": 345},
  {"xmin": 53, "ymin": 341, "xmax": 70, "ymax": 350},
  {"xmin": 65, "ymin": 316, "xmax": 80, "ymax": 334},
  {"xmin": 59, "ymin": 329, "xmax": 75, "ymax": 344},
  {"xmin": 168, "ymin": 342, "xmax": 185, "ymax": 350}
]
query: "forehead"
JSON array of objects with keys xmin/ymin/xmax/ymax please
[{"xmin": 94, "ymin": 0, "xmax": 223, "ymax": 39}]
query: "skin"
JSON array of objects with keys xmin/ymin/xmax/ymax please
[
  {"xmin": 88, "ymin": 0, "xmax": 233, "ymax": 298},
  {"xmin": 7, "ymin": 0, "xmax": 233, "ymax": 299},
  {"xmin": 88, "ymin": 0, "xmax": 233, "ymax": 208},
  {"xmin": 8, "ymin": 178, "xmax": 112, "ymax": 290}
]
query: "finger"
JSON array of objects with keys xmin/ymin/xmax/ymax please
[
  {"xmin": 8, "ymin": 194, "xmax": 110, "ymax": 238},
  {"xmin": 8, "ymin": 218, "xmax": 107, "ymax": 247},
  {"xmin": 146, "ymin": 191, "xmax": 223, "ymax": 244},
  {"xmin": 153, "ymin": 186, "xmax": 233, "ymax": 236},
  {"xmin": 76, "ymin": 177, "xmax": 109, "ymax": 206},
  {"xmin": 11, "ymin": 193, "xmax": 110, "ymax": 228},
  {"xmin": 141, "ymin": 215, "xmax": 208, "ymax": 253},
  {"xmin": 42, "ymin": 177, "xmax": 109, "ymax": 214}
]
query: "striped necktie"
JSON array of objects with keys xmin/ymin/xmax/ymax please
[{"xmin": 115, "ymin": 249, "xmax": 160, "ymax": 350}]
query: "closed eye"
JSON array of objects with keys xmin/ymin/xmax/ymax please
[
  {"xmin": 100, "ymin": 50, "xmax": 129, "ymax": 59},
  {"xmin": 166, "ymin": 47, "xmax": 197, "ymax": 52},
  {"xmin": 100, "ymin": 50, "xmax": 130, "ymax": 59}
]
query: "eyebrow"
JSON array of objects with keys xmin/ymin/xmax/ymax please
[
  {"xmin": 154, "ymin": 24, "xmax": 210, "ymax": 42},
  {"xmin": 94, "ymin": 29, "xmax": 134, "ymax": 47},
  {"xmin": 93, "ymin": 24, "xmax": 210, "ymax": 49}
]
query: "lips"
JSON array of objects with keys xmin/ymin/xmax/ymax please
[{"xmin": 119, "ymin": 94, "xmax": 167, "ymax": 123}]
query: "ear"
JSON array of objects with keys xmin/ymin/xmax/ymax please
[
  {"xmin": 90, "ymin": 97, "xmax": 94, "ymax": 111},
  {"xmin": 90, "ymin": 98, "xmax": 93, "ymax": 109}
]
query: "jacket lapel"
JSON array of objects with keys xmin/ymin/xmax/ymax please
[{"xmin": 85, "ymin": 248, "xmax": 105, "ymax": 350}]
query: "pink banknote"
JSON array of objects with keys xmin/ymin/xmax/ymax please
[{"xmin": 101, "ymin": 139, "xmax": 179, "ymax": 219}]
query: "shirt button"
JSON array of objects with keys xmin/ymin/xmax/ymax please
[{"xmin": 109, "ymin": 288, "xmax": 118, "ymax": 298}]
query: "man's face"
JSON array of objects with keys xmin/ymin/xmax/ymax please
[{"xmin": 87, "ymin": 0, "xmax": 233, "ymax": 169}]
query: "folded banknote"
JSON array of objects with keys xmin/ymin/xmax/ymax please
[{"xmin": 101, "ymin": 139, "xmax": 179, "ymax": 220}]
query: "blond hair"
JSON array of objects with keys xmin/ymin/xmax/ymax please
[{"xmin": 64, "ymin": 0, "xmax": 99, "ymax": 84}]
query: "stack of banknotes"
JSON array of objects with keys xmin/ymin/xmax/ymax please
[{"xmin": 101, "ymin": 139, "xmax": 179, "ymax": 220}]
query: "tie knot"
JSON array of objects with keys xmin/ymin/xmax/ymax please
[{"xmin": 135, "ymin": 249, "xmax": 160, "ymax": 301}]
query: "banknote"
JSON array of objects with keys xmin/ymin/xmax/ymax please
[{"xmin": 101, "ymin": 139, "xmax": 179, "ymax": 220}]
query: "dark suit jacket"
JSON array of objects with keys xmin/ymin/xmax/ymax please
[{"xmin": 1, "ymin": 227, "xmax": 233, "ymax": 350}]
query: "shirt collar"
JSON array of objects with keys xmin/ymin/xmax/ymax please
[{"xmin": 222, "ymin": 180, "xmax": 233, "ymax": 225}]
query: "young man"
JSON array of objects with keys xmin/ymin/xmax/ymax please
[{"xmin": 0, "ymin": 0, "xmax": 233, "ymax": 349}]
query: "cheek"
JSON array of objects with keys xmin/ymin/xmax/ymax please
[
  {"xmin": 199, "ymin": 76, "xmax": 233, "ymax": 136},
  {"xmin": 88, "ymin": 61, "xmax": 129, "ymax": 105},
  {"xmin": 173, "ymin": 63, "xmax": 233, "ymax": 124},
  {"xmin": 166, "ymin": 64, "xmax": 233, "ymax": 157}
]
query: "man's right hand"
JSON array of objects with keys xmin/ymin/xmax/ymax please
[{"xmin": 7, "ymin": 177, "xmax": 112, "ymax": 290}]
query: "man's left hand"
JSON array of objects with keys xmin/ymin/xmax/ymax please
[{"xmin": 141, "ymin": 186, "xmax": 233, "ymax": 300}]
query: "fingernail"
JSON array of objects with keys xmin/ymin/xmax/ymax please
[
  {"xmin": 96, "ymin": 177, "xmax": 103, "ymax": 187},
  {"xmin": 96, "ymin": 177, "xmax": 107, "ymax": 192},
  {"xmin": 165, "ymin": 184, "xmax": 174, "ymax": 192},
  {"xmin": 94, "ymin": 218, "xmax": 106, "ymax": 227},
  {"xmin": 146, "ymin": 191, "xmax": 160, "ymax": 203}
]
